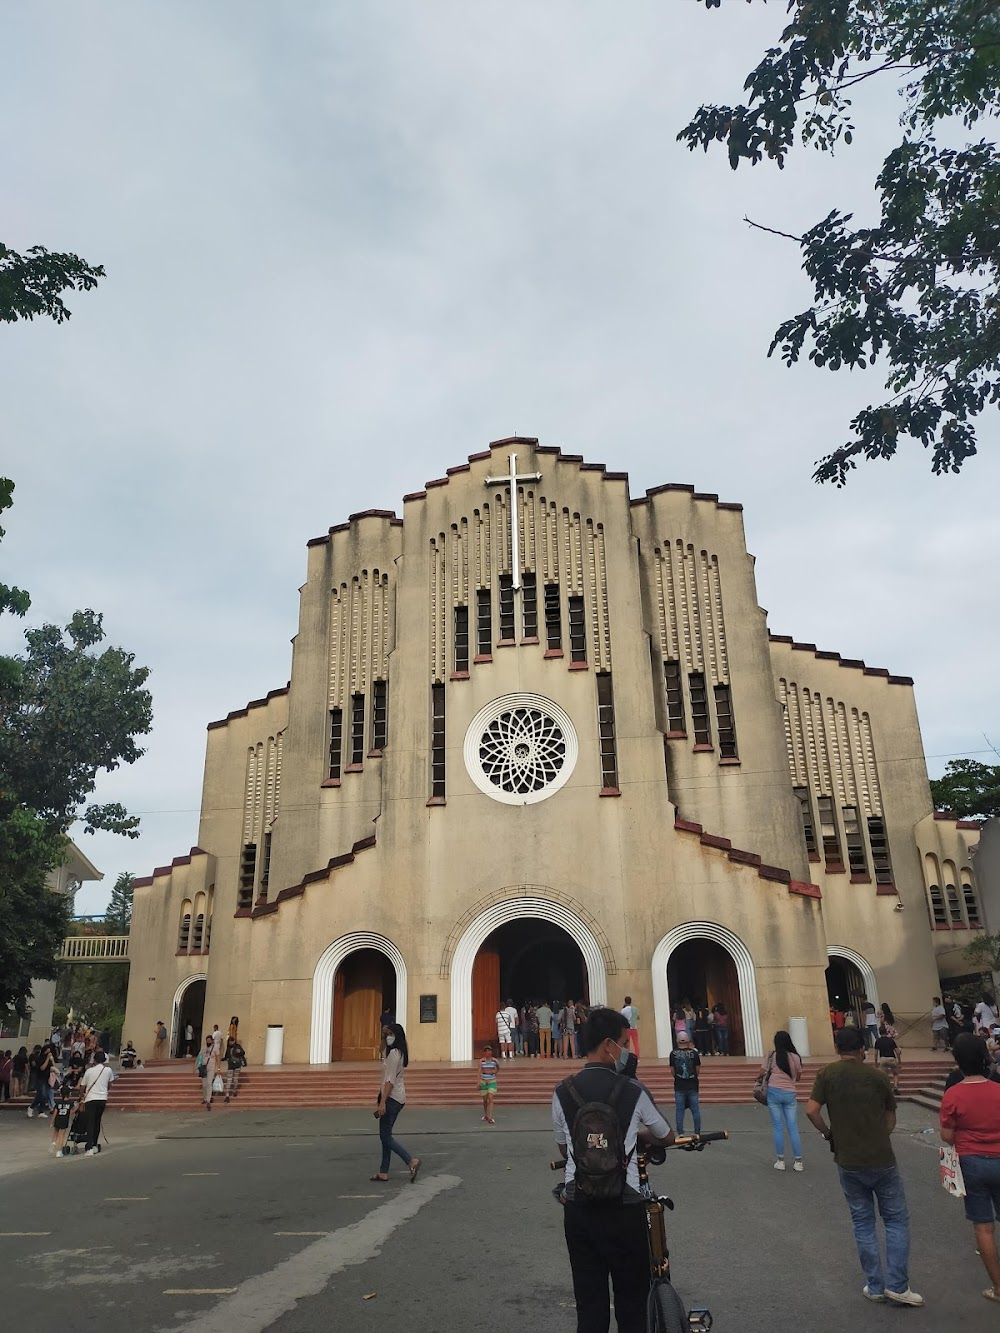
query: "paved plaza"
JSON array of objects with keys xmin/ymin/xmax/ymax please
[{"xmin": 1, "ymin": 1101, "xmax": 995, "ymax": 1332}]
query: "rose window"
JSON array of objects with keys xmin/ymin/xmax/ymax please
[{"xmin": 464, "ymin": 694, "xmax": 578, "ymax": 806}]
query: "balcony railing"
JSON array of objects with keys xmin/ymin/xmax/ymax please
[{"xmin": 58, "ymin": 935, "xmax": 130, "ymax": 962}]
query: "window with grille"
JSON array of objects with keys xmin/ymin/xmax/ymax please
[
  {"xmin": 498, "ymin": 574, "xmax": 515, "ymax": 642},
  {"xmin": 328, "ymin": 708, "xmax": 343, "ymax": 781},
  {"xmin": 238, "ymin": 843, "xmax": 257, "ymax": 910},
  {"xmin": 350, "ymin": 693, "xmax": 365, "ymax": 766},
  {"xmin": 454, "ymin": 606, "xmax": 469, "ymax": 674},
  {"xmin": 689, "ymin": 672, "xmax": 711, "ymax": 745},
  {"xmin": 178, "ymin": 913, "xmax": 191, "ymax": 952},
  {"xmin": 371, "ymin": 679, "xmax": 388, "ymax": 751},
  {"xmin": 817, "ymin": 796, "xmax": 843, "ymax": 866},
  {"xmin": 794, "ymin": 787, "xmax": 817, "ymax": 858},
  {"xmin": 663, "ymin": 661, "xmax": 685, "ymax": 733},
  {"xmin": 597, "ymin": 673, "xmax": 619, "ymax": 790},
  {"xmin": 522, "ymin": 572, "xmax": 538, "ymax": 639},
  {"xmin": 568, "ymin": 596, "xmax": 586, "ymax": 663},
  {"xmin": 431, "ymin": 684, "xmax": 446, "ymax": 799},
  {"xmin": 963, "ymin": 878, "xmax": 981, "ymax": 927},
  {"xmin": 842, "ymin": 805, "xmax": 869, "ymax": 876},
  {"xmin": 945, "ymin": 882, "xmax": 963, "ymax": 924},
  {"xmin": 476, "ymin": 588, "xmax": 492, "ymax": 657},
  {"xmin": 867, "ymin": 816, "xmax": 893, "ymax": 886},
  {"xmin": 928, "ymin": 884, "xmax": 947, "ymax": 925},
  {"xmin": 544, "ymin": 583, "xmax": 562, "ymax": 651},
  {"xmin": 192, "ymin": 913, "xmax": 205, "ymax": 950},
  {"xmin": 260, "ymin": 830, "xmax": 272, "ymax": 893},
  {"xmin": 714, "ymin": 683, "xmax": 738, "ymax": 758}
]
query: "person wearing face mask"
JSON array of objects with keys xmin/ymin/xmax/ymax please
[
  {"xmin": 370, "ymin": 1022, "xmax": 421, "ymax": 1184},
  {"xmin": 552, "ymin": 1007, "xmax": 674, "ymax": 1333}
]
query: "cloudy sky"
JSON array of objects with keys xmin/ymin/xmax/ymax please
[{"xmin": 4, "ymin": 3, "xmax": 997, "ymax": 916}]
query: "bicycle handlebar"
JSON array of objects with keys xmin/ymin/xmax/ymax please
[{"xmin": 549, "ymin": 1130, "xmax": 728, "ymax": 1170}]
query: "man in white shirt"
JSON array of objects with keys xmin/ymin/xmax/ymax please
[
  {"xmin": 974, "ymin": 994, "xmax": 998, "ymax": 1033},
  {"xmin": 210, "ymin": 1025, "xmax": 226, "ymax": 1059},
  {"xmin": 620, "ymin": 997, "xmax": 640, "ymax": 1057},
  {"xmin": 184, "ymin": 1023, "xmax": 195, "ymax": 1057},
  {"xmin": 496, "ymin": 1002, "xmax": 518, "ymax": 1059},
  {"xmin": 81, "ymin": 1050, "xmax": 113, "ymax": 1156}
]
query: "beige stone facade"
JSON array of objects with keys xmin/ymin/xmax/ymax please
[{"xmin": 123, "ymin": 437, "xmax": 982, "ymax": 1065}]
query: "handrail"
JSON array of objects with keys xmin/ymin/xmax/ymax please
[{"xmin": 57, "ymin": 935, "xmax": 130, "ymax": 962}]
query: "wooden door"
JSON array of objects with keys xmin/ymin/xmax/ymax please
[
  {"xmin": 334, "ymin": 951, "xmax": 384, "ymax": 1061},
  {"xmin": 703, "ymin": 944, "xmax": 744, "ymax": 1056},
  {"xmin": 331, "ymin": 967, "xmax": 346, "ymax": 1061},
  {"xmin": 472, "ymin": 947, "xmax": 500, "ymax": 1052}
]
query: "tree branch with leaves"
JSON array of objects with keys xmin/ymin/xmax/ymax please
[{"xmin": 680, "ymin": 0, "xmax": 1000, "ymax": 483}]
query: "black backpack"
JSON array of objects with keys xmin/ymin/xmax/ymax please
[{"xmin": 560, "ymin": 1073, "xmax": 636, "ymax": 1203}]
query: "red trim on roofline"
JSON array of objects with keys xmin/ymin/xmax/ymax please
[
  {"xmin": 207, "ymin": 685, "xmax": 290, "ymax": 731},
  {"xmin": 249, "ymin": 834, "xmax": 377, "ymax": 919},
  {"xmin": 673, "ymin": 817, "xmax": 821, "ymax": 899},
  {"xmin": 768, "ymin": 633, "xmax": 913, "ymax": 685}
]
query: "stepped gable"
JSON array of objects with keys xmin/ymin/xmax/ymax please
[
  {"xmin": 306, "ymin": 508, "xmax": 403, "ymax": 549},
  {"xmin": 629, "ymin": 480, "xmax": 743, "ymax": 514},
  {"xmin": 206, "ymin": 684, "xmax": 290, "ymax": 732},
  {"xmin": 768, "ymin": 633, "xmax": 913, "ymax": 686},
  {"xmin": 401, "ymin": 435, "xmax": 630, "ymax": 505},
  {"xmin": 249, "ymin": 834, "xmax": 377, "ymax": 920},
  {"xmin": 673, "ymin": 817, "xmax": 821, "ymax": 899},
  {"xmin": 133, "ymin": 847, "xmax": 208, "ymax": 889}
]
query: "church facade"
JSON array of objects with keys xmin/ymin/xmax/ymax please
[{"xmin": 123, "ymin": 437, "xmax": 982, "ymax": 1064}]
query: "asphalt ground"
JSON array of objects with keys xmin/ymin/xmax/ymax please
[{"xmin": 0, "ymin": 1100, "xmax": 996, "ymax": 1332}]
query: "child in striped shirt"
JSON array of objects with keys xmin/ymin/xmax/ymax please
[{"xmin": 478, "ymin": 1045, "xmax": 499, "ymax": 1124}]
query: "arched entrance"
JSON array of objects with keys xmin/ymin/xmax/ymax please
[
  {"xmin": 309, "ymin": 932, "xmax": 408, "ymax": 1065},
  {"xmin": 471, "ymin": 919, "xmax": 589, "ymax": 1052},
  {"xmin": 666, "ymin": 938, "xmax": 745, "ymax": 1056},
  {"xmin": 449, "ymin": 897, "xmax": 609, "ymax": 1061},
  {"xmin": 652, "ymin": 922, "xmax": 763, "ymax": 1058},
  {"xmin": 171, "ymin": 974, "xmax": 206, "ymax": 1057},
  {"xmin": 332, "ymin": 948, "xmax": 397, "ymax": 1061},
  {"xmin": 826, "ymin": 946, "xmax": 878, "ymax": 1023}
]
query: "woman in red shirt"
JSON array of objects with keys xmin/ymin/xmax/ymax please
[{"xmin": 940, "ymin": 1034, "xmax": 1000, "ymax": 1304}]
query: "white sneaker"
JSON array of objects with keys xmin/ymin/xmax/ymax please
[
  {"xmin": 85, "ymin": 1147, "xmax": 99, "ymax": 1157},
  {"xmin": 862, "ymin": 1286, "xmax": 885, "ymax": 1303},
  {"xmin": 793, "ymin": 1159, "xmax": 803, "ymax": 1172},
  {"xmin": 773, "ymin": 1159, "xmax": 785, "ymax": 1171},
  {"xmin": 26, "ymin": 1108, "xmax": 34, "ymax": 1118},
  {"xmin": 885, "ymin": 1289, "xmax": 924, "ymax": 1307}
]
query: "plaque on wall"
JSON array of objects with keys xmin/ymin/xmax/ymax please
[{"xmin": 419, "ymin": 994, "xmax": 438, "ymax": 1024}]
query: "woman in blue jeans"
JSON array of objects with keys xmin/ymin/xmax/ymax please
[
  {"xmin": 371, "ymin": 1022, "xmax": 421, "ymax": 1183},
  {"xmin": 762, "ymin": 1030, "xmax": 803, "ymax": 1172},
  {"xmin": 940, "ymin": 1033, "xmax": 1000, "ymax": 1303}
]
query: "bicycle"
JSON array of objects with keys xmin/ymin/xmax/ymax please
[{"xmin": 552, "ymin": 1130, "xmax": 728, "ymax": 1333}]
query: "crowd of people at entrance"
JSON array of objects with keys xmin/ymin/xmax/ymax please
[
  {"xmin": 4, "ymin": 1027, "xmax": 116, "ymax": 1156},
  {"xmin": 194, "ymin": 1017, "xmax": 247, "ymax": 1109}
]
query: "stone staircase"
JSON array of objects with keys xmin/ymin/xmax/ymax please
[{"xmin": 1, "ymin": 1055, "xmax": 952, "ymax": 1114}]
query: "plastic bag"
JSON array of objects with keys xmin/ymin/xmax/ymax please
[
  {"xmin": 940, "ymin": 1144, "xmax": 966, "ymax": 1198},
  {"xmin": 212, "ymin": 1074, "xmax": 224, "ymax": 1093}
]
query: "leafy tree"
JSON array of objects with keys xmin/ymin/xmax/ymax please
[
  {"xmin": 680, "ymin": 1, "xmax": 1000, "ymax": 484},
  {"xmin": 930, "ymin": 758, "xmax": 1000, "ymax": 820},
  {"xmin": 0, "ymin": 243, "xmax": 105, "ymax": 324},
  {"xmin": 104, "ymin": 871, "xmax": 134, "ymax": 934}
]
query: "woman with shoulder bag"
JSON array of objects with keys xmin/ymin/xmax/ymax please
[
  {"xmin": 371, "ymin": 1022, "xmax": 420, "ymax": 1183},
  {"xmin": 940, "ymin": 1034, "xmax": 1000, "ymax": 1304},
  {"xmin": 763, "ymin": 1030, "xmax": 803, "ymax": 1173},
  {"xmin": 198, "ymin": 1036, "xmax": 219, "ymax": 1110}
]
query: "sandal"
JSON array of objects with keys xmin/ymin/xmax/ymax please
[
  {"xmin": 984, "ymin": 1289, "xmax": 1000, "ymax": 1304},
  {"xmin": 408, "ymin": 1158, "xmax": 422, "ymax": 1183},
  {"xmin": 369, "ymin": 1174, "xmax": 390, "ymax": 1182}
]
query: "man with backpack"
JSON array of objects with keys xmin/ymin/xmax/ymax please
[{"xmin": 553, "ymin": 1007, "xmax": 674, "ymax": 1333}]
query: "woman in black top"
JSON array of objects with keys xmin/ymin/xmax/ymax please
[{"xmin": 11, "ymin": 1046, "xmax": 28, "ymax": 1099}]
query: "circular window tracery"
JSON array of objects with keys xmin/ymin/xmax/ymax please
[{"xmin": 464, "ymin": 694, "xmax": 578, "ymax": 805}]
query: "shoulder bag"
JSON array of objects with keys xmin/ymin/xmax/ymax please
[
  {"xmin": 752, "ymin": 1053, "xmax": 774, "ymax": 1106},
  {"xmin": 940, "ymin": 1144, "xmax": 966, "ymax": 1197}
]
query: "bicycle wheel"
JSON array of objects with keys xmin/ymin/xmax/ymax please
[{"xmin": 647, "ymin": 1278, "xmax": 687, "ymax": 1333}]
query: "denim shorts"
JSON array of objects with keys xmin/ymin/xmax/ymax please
[{"xmin": 960, "ymin": 1154, "xmax": 1000, "ymax": 1224}]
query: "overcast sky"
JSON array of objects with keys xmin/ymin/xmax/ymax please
[{"xmin": 4, "ymin": 2, "xmax": 997, "ymax": 916}]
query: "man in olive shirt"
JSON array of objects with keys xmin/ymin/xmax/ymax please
[{"xmin": 806, "ymin": 1027, "xmax": 923, "ymax": 1307}]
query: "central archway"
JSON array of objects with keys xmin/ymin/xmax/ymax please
[
  {"xmin": 170, "ymin": 973, "xmax": 207, "ymax": 1058},
  {"xmin": 651, "ymin": 922, "xmax": 763, "ymax": 1058},
  {"xmin": 826, "ymin": 946, "xmax": 878, "ymax": 1017},
  {"xmin": 450, "ymin": 897, "xmax": 608, "ymax": 1061},
  {"xmin": 310, "ymin": 932, "xmax": 408, "ymax": 1065}
]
